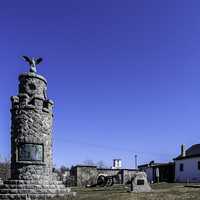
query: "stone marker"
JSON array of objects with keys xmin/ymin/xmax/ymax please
[
  {"xmin": 130, "ymin": 172, "xmax": 151, "ymax": 192},
  {"xmin": 0, "ymin": 57, "xmax": 75, "ymax": 199}
]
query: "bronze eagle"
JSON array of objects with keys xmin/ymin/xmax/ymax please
[{"xmin": 22, "ymin": 56, "xmax": 43, "ymax": 73}]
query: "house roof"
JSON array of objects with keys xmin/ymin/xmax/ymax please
[
  {"xmin": 174, "ymin": 144, "xmax": 200, "ymax": 160},
  {"xmin": 97, "ymin": 168, "xmax": 138, "ymax": 171},
  {"xmin": 138, "ymin": 162, "xmax": 173, "ymax": 168},
  {"xmin": 73, "ymin": 165, "xmax": 97, "ymax": 168}
]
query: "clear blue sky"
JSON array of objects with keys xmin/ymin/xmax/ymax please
[{"xmin": 1, "ymin": 0, "xmax": 200, "ymax": 168}]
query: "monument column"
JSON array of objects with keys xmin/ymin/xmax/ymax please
[{"xmin": 10, "ymin": 72, "xmax": 54, "ymax": 181}]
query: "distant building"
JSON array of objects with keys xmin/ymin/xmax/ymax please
[
  {"xmin": 174, "ymin": 144, "xmax": 200, "ymax": 183},
  {"xmin": 112, "ymin": 159, "xmax": 122, "ymax": 169},
  {"xmin": 138, "ymin": 161, "xmax": 175, "ymax": 183},
  {"xmin": 70, "ymin": 160, "xmax": 138, "ymax": 187},
  {"xmin": 70, "ymin": 165, "xmax": 97, "ymax": 186}
]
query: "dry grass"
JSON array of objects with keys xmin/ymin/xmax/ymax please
[{"xmin": 53, "ymin": 183, "xmax": 200, "ymax": 200}]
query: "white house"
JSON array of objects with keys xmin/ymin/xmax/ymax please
[{"xmin": 174, "ymin": 144, "xmax": 200, "ymax": 183}]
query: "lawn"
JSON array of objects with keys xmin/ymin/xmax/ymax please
[{"xmin": 53, "ymin": 183, "xmax": 200, "ymax": 200}]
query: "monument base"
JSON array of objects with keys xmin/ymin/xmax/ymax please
[{"xmin": 0, "ymin": 179, "xmax": 76, "ymax": 199}]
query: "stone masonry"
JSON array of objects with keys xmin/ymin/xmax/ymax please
[
  {"xmin": 11, "ymin": 72, "xmax": 53, "ymax": 181},
  {"xmin": 0, "ymin": 67, "xmax": 75, "ymax": 199}
]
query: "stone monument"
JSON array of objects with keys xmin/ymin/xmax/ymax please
[
  {"xmin": 0, "ymin": 56, "xmax": 74, "ymax": 199},
  {"xmin": 130, "ymin": 172, "xmax": 151, "ymax": 193}
]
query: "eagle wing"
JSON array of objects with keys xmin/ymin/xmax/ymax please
[
  {"xmin": 35, "ymin": 58, "xmax": 43, "ymax": 65},
  {"xmin": 22, "ymin": 56, "xmax": 32, "ymax": 65}
]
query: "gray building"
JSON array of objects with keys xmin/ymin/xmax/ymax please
[
  {"xmin": 138, "ymin": 161, "xmax": 175, "ymax": 183},
  {"xmin": 70, "ymin": 164, "xmax": 138, "ymax": 187}
]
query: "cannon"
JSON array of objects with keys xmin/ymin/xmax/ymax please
[
  {"xmin": 86, "ymin": 174, "xmax": 119, "ymax": 188},
  {"xmin": 96, "ymin": 174, "xmax": 114, "ymax": 187}
]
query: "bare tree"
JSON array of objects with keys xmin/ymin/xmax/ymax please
[
  {"xmin": 83, "ymin": 160, "xmax": 96, "ymax": 166},
  {"xmin": 96, "ymin": 160, "xmax": 107, "ymax": 169},
  {"xmin": 0, "ymin": 155, "xmax": 10, "ymax": 181},
  {"xmin": 60, "ymin": 165, "xmax": 69, "ymax": 174}
]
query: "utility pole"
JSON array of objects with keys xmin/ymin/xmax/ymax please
[{"xmin": 134, "ymin": 154, "xmax": 138, "ymax": 169}]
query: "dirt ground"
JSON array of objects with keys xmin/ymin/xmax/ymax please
[{"xmin": 54, "ymin": 183, "xmax": 200, "ymax": 200}]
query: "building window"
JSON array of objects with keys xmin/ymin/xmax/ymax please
[
  {"xmin": 179, "ymin": 163, "xmax": 184, "ymax": 171},
  {"xmin": 198, "ymin": 161, "xmax": 200, "ymax": 170}
]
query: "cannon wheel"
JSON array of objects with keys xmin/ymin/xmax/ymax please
[
  {"xmin": 106, "ymin": 177, "xmax": 114, "ymax": 187},
  {"xmin": 97, "ymin": 175, "xmax": 107, "ymax": 187}
]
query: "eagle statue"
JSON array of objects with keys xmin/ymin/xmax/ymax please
[{"xmin": 22, "ymin": 56, "xmax": 43, "ymax": 73}]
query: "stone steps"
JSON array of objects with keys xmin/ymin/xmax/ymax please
[
  {"xmin": 0, "ymin": 179, "xmax": 73, "ymax": 198},
  {"xmin": 0, "ymin": 192, "xmax": 76, "ymax": 200},
  {"xmin": 0, "ymin": 188, "xmax": 68, "ymax": 194},
  {"xmin": 0, "ymin": 184, "xmax": 66, "ymax": 190},
  {"xmin": 3, "ymin": 180, "xmax": 63, "ymax": 185},
  {"xmin": 1, "ymin": 180, "xmax": 66, "ymax": 190}
]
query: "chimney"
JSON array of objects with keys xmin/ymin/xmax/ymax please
[{"xmin": 181, "ymin": 144, "xmax": 186, "ymax": 157}]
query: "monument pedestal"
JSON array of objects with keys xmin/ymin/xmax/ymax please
[{"xmin": 0, "ymin": 179, "xmax": 75, "ymax": 199}]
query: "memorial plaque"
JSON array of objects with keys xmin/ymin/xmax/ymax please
[
  {"xmin": 18, "ymin": 143, "xmax": 43, "ymax": 161},
  {"xmin": 137, "ymin": 179, "xmax": 144, "ymax": 185}
]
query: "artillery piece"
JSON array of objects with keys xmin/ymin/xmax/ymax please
[
  {"xmin": 96, "ymin": 174, "xmax": 115, "ymax": 187},
  {"xmin": 87, "ymin": 174, "xmax": 120, "ymax": 188}
]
